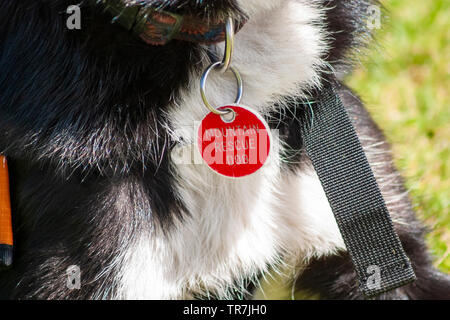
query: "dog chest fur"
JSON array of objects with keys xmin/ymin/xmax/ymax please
[{"xmin": 118, "ymin": 0, "xmax": 344, "ymax": 299}]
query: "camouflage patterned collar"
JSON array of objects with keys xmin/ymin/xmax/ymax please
[{"xmin": 97, "ymin": 0, "xmax": 246, "ymax": 46}]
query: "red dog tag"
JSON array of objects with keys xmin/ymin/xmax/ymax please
[{"xmin": 198, "ymin": 105, "xmax": 271, "ymax": 178}]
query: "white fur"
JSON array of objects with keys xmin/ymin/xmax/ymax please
[{"xmin": 117, "ymin": 0, "xmax": 343, "ymax": 299}]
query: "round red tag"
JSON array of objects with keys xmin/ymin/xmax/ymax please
[{"xmin": 198, "ymin": 105, "xmax": 271, "ymax": 178}]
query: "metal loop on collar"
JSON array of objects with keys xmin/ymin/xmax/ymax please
[
  {"xmin": 200, "ymin": 61, "xmax": 243, "ymax": 116},
  {"xmin": 217, "ymin": 18, "xmax": 234, "ymax": 73}
]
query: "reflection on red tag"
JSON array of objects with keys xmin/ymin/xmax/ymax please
[{"xmin": 198, "ymin": 105, "xmax": 271, "ymax": 178}]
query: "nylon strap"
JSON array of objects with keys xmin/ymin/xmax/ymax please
[{"xmin": 300, "ymin": 84, "xmax": 416, "ymax": 297}]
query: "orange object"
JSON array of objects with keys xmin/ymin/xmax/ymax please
[{"xmin": 0, "ymin": 155, "xmax": 13, "ymax": 246}]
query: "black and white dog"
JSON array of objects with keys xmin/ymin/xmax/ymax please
[{"xmin": 0, "ymin": 0, "xmax": 449, "ymax": 299}]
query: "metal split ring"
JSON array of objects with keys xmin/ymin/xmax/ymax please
[
  {"xmin": 200, "ymin": 61, "xmax": 243, "ymax": 116},
  {"xmin": 218, "ymin": 18, "xmax": 234, "ymax": 73},
  {"xmin": 200, "ymin": 18, "xmax": 243, "ymax": 116}
]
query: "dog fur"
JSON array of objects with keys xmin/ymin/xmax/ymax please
[{"xmin": 0, "ymin": 0, "xmax": 449, "ymax": 299}]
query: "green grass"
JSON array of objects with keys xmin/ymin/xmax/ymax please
[
  {"xmin": 346, "ymin": 0, "xmax": 449, "ymax": 273},
  {"xmin": 258, "ymin": 0, "xmax": 449, "ymax": 299}
]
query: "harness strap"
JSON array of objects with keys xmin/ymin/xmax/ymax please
[{"xmin": 300, "ymin": 84, "xmax": 416, "ymax": 297}]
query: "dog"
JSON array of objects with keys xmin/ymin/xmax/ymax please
[{"xmin": 0, "ymin": 0, "xmax": 449, "ymax": 299}]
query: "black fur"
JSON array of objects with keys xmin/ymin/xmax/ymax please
[
  {"xmin": 124, "ymin": 0, "xmax": 245, "ymax": 18},
  {"xmin": 0, "ymin": 0, "xmax": 448, "ymax": 299},
  {"xmin": 0, "ymin": 0, "xmax": 198, "ymax": 298}
]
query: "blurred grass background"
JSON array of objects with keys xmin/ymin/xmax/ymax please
[
  {"xmin": 347, "ymin": 0, "xmax": 449, "ymax": 273},
  {"xmin": 258, "ymin": 0, "xmax": 449, "ymax": 299}
]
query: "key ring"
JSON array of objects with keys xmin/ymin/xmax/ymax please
[
  {"xmin": 200, "ymin": 62, "xmax": 243, "ymax": 116},
  {"xmin": 200, "ymin": 18, "xmax": 243, "ymax": 116}
]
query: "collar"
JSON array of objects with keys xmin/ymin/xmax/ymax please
[{"xmin": 98, "ymin": 0, "xmax": 246, "ymax": 46}]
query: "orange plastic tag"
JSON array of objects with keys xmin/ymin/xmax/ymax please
[{"xmin": 0, "ymin": 156, "xmax": 13, "ymax": 246}]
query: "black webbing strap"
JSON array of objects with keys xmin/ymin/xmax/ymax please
[{"xmin": 300, "ymin": 84, "xmax": 416, "ymax": 297}]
